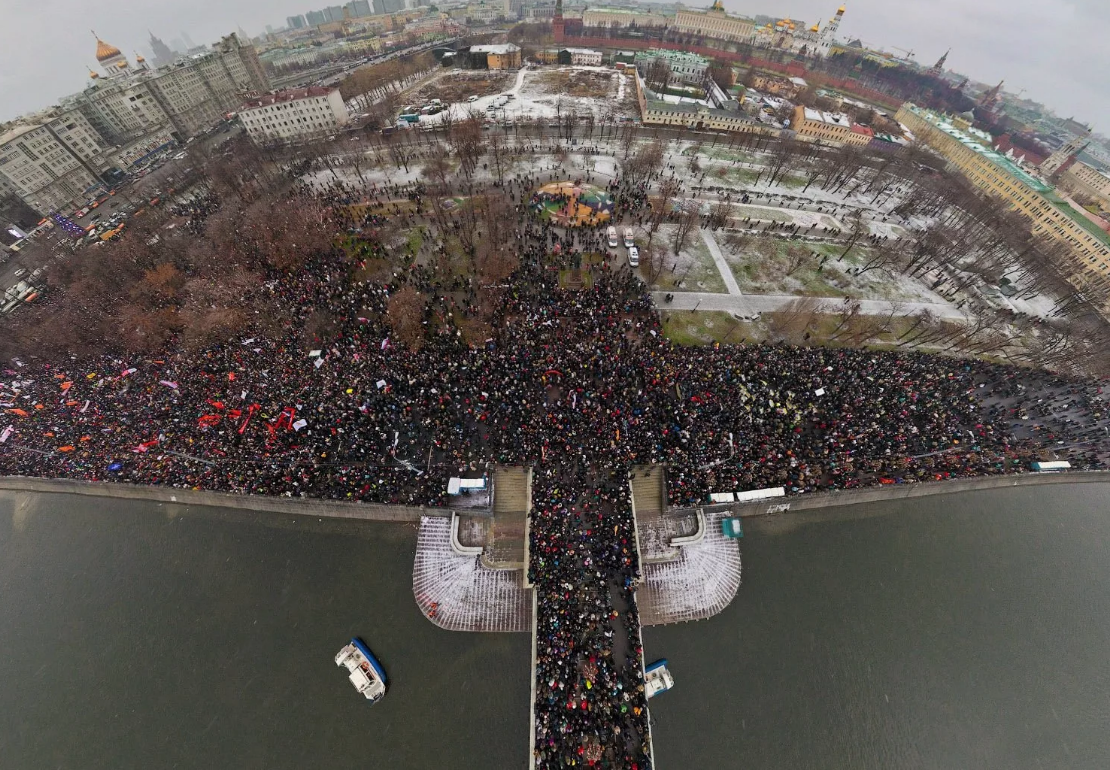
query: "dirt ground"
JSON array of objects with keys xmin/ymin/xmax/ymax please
[
  {"xmin": 533, "ymin": 69, "xmax": 614, "ymax": 98},
  {"xmin": 409, "ymin": 71, "xmax": 514, "ymax": 106}
]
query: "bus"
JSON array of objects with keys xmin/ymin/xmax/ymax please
[
  {"xmin": 607, "ymin": 226, "xmax": 618, "ymax": 248},
  {"xmin": 1031, "ymin": 461, "xmax": 1071, "ymax": 472}
]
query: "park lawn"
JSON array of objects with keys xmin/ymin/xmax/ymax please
[
  {"xmin": 697, "ymin": 146, "xmax": 756, "ymax": 164},
  {"xmin": 650, "ymin": 228, "xmax": 728, "ymax": 294},
  {"xmin": 661, "ymin": 311, "xmax": 754, "ymax": 346},
  {"xmin": 723, "ymin": 236, "xmax": 940, "ymax": 303},
  {"xmin": 403, "ymin": 225, "xmax": 426, "ymax": 258}
]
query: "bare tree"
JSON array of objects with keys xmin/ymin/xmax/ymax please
[
  {"xmin": 671, "ymin": 204, "xmax": 700, "ymax": 255},
  {"xmin": 645, "ymin": 177, "xmax": 681, "ymax": 256},
  {"xmin": 386, "ymin": 286, "xmax": 428, "ymax": 350}
]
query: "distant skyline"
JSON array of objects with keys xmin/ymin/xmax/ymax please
[{"xmin": 0, "ymin": 0, "xmax": 1105, "ymax": 130}]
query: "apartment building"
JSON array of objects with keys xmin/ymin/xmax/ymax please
[{"xmin": 239, "ymin": 87, "xmax": 349, "ymax": 144}]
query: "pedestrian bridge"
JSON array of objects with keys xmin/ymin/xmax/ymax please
[{"xmin": 412, "ymin": 464, "xmax": 742, "ymax": 767}]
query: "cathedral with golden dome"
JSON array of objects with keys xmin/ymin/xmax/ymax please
[
  {"xmin": 91, "ymin": 32, "xmax": 149, "ymax": 79},
  {"xmin": 754, "ymin": 4, "xmax": 845, "ymax": 58}
]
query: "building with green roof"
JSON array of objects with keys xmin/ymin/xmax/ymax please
[{"xmin": 897, "ymin": 103, "xmax": 1110, "ymax": 298}]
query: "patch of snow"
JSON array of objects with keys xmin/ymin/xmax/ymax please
[
  {"xmin": 413, "ymin": 516, "xmax": 530, "ymax": 632},
  {"xmin": 639, "ymin": 510, "xmax": 742, "ymax": 626}
]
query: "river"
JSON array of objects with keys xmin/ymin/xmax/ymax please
[{"xmin": 2, "ymin": 484, "xmax": 1110, "ymax": 768}]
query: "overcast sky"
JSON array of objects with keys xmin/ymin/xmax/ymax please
[{"xmin": 1, "ymin": 0, "xmax": 1105, "ymax": 127}]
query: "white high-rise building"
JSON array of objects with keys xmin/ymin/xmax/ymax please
[{"xmin": 239, "ymin": 87, "xmax": 349, "ymax": 145}]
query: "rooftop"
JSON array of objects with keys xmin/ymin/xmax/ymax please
[
  {"xmin": 0, "ymin": 123, "xmax": 41, "ymax": 146},
  {"xmin": 906, "ymin": 104, "xmax": 1053, "ymax": 193},
  {"xmin": 241, "ymin": 86, "xmax": 335, "ymax": 110},
  {"xmin": 585, "ymin": 6, "xmax": 667, "ymax": 14},
  {"xmin": 803, "ymin": 107, "xmax": 850, "ymax": 127},
  {"xmin": 469, "ymin": 43, "xmax": 521, "ymax": 54},
  {"xmin": 637, "ymin": 48, "xmax": 708, "ymax": 63},
  {"xmin": 1044, "ymin": 192, "xmax": 1110, "ymax": 247}
]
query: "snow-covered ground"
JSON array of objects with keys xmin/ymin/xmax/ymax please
[
  {"xmin": 639, "ymin": 510, "xmax": 742, "ymax": 626},
  {"xmin": 300, "ymin": 132, "xmax": 1069, "ymax": 326},
  {"xmin": 415, "ymin": 66, "xmax": 636, "ymax": 127},
  {"xmin": 412, "ymin": 515, "xmax": 530, "ymax": 633}
]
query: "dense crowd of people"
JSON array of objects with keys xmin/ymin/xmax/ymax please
[
  {"xmin": 530, "ymin": 467, "xmax": 649, "ymax": 768},
  {"xmin": 6, "ymin": 167, "xmax": 1110, "ymax": 766},
  {"xmin": 0, "ymin": 177, "xmax": 1106, "ymax": 507}
]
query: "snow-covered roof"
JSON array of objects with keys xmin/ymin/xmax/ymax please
[
  {"xmin": 803, "ymin": 108, "xmax": 850, "ymax": 127},
  {"xmin": 470, "ymin": 44, "xmax": 521, "ymax": 54}
]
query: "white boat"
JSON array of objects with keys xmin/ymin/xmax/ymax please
[
  {"xmin": 644, "ymin": 659, "xmax": 674, "ymax": 699},
  {"xmin": 335, "ymin": 638, "xmax": 387, "ymax": 703}
]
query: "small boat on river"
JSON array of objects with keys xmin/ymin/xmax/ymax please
[
  {"xmin": 644, "ymin": 659, "xmax": 674, "ymax": 698},
  {"xmin": 336, "ymin": 638, "xmax": 387, "ymax": 703}
]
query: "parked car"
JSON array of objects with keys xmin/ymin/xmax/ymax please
[
  {"xmin": 628, "ymin": 247, "xmax": 639, "ymax": 268},
  {"xmin": 12, "ymin": 267, "xmax": 26, "ymax": 278}
]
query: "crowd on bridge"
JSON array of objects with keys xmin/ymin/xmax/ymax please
[{"xmin": 530, "ymin": 466, "xmax": 650, "ymax": 768}]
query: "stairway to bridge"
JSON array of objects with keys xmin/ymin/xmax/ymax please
[{"xmin": 484, "ymin": 466, "xmax": 531, "ymax": 569}]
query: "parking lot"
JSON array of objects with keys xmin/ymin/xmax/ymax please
[{"xmin": 0, "ymin": 140, "xmax": 215, "ymax": 317}]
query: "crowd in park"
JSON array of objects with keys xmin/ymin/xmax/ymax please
[{"xmin": 0, "ymin": 174, "xmax": 1106, "ymax": 511}]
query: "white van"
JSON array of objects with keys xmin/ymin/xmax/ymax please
[
  {"xmin": 628, "ymin": 246, "xmax": 639, "ymax": 267},
  {"xmin": 467, "ymin": 95, "xmax": 479, "ymax": 103},
  {"xmin": 623, "ymin": 228, "xmax": 634, "ymax": 248},
  {"xmin": 607, "ymin": 226, "xmax": 619, "ymax": 248}
]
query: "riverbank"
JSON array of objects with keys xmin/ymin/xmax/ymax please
[
  {"xmin": 710, "ymin": 470, "xmax": 1110, "ymax": 519},
  {"xmin": 3, "ymin": 469, "xmax": 1107, "ymax": 528},
  {"xmin": 0, "ymin": 476, "xmax": 444, "ymax": 522}
]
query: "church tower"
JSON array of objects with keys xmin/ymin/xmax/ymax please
[
  {"xmin": 978, "ymin": 80, "xmax": 1004, "ymax": 108},
  {"xmin": 815, "ymin": 5, "xmax": 844, "ymax": 58},
  {"xmin": 93, "ymin": 32, "xmax": 131, "ymax": 77},
  {"xmin": 1041, "ymin": 128, "xmax": 1092, "ymax": 179},
  {"xmin": 928, "ymin": 49, "xmax": 949, "ymax": 76}
]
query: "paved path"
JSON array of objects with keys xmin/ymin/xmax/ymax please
[
  {"xmin": 654, "ymin": 291, "xmax": 968, "ymax": 322},
  {"xmin": 699, "ymin": 228, "xmax": 743, "ymax": 297}
]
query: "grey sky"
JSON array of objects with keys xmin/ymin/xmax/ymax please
[{"xmin": 1, "ymin": 0, "xmax": 1105, "ymax": 128}]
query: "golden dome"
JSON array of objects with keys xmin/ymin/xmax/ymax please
[
  {"xmin": 837, "ymin": 5, "xmax": 846, "ymax": 13},
  {"xmin": 89, "ymin": 70, "xmax": 100, "ymax": 79},
  {"xmin": 94, "ymin": 34, "xmax": 122, "ymax": 61},
  {"xmin": 810, "ymin": 23, "xmax": 819, "ymax": 31},
  {"xmin": 135, "ymin": 54, "xmax": 145, "ymax": 62}
]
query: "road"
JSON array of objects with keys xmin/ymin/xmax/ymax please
[{"xmin": 653, "ymin": 291, "xmax": 968, "ymax": 322}]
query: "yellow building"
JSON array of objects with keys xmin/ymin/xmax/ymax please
[
  {"xmin": 1060, "ymin": 161, "xmax": 1110, "ymax": 209},
  {"xmin": 674, "ymin": 0, "xmax": 754, "ymax": 43},
  {"xmin": 897, "ymin": 103, "xmax": 1110, "ymax": 293},
  {"xmin": 582, "ymin": 7, "xmax": 670, "ymax": 28},
  {"xmin": 643, "ymin": 102, "xmax": 771, "ymax": 134},
  {"xmin": 470, "ymin": 43, "xmax": 521, "ymax": 70},
  {"xmin": 793, "ymin": 106, "xmax": 872, "ymax": 146}
]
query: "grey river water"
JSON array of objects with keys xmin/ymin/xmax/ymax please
[{"xmin": 2, "ymin": 484, "xmax": 1110, "ymax": 768}]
